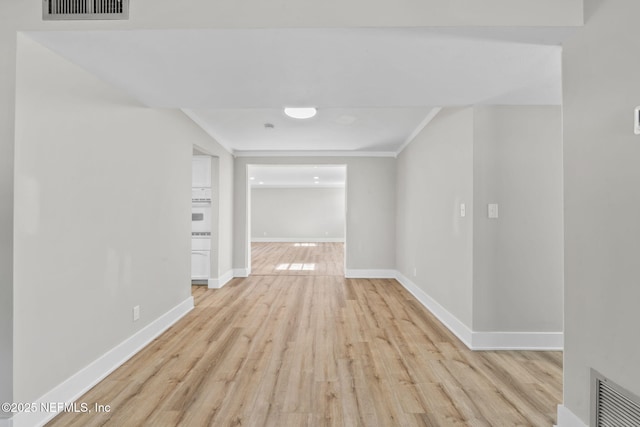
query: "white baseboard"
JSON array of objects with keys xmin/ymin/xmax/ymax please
[
  {"xmin": 208, "ymin": 269, "xmax": 234, "ymax": 289},
  {"xmin": 251, "ymin": 237, "xmax": 345, "ymax": 243},
  {"xmin": 472, "ymin": 331, "xmax": 563, "ymax": 350},
  {"xmin": 233, "ymin": 268, "xmax": 251, "ymax": 278},
  {"xmin": 555, "ymin": 405, "xmax": 587, "ymax": 427},
  {"xmin": 395, "ymin": 272, "xmax": 474, "ymax": 348},
  {"xmin": 394, "ymin": 272, "xmax": 563, "ymax": 351},
  {"xmin": 10, "ymin": 297, "xmax": 194, "ymax": 427},
  {"xmin": 344, "ymin": 269, "xmax": 397, "ymax": 279}
]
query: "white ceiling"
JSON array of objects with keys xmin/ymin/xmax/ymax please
[
  {"xmin": 185, "ymin": 107, "xmax": 433, "ymax": 153},
  {"xmin": 26, "ymin": 27, "xmax": 568, "ymax": 155},
  {"xmin": 248, "ymin": 165, "xmax": 346, "ymax": 188}
]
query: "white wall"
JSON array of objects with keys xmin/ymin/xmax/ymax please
[
  {"xmin": 11, "ymin": 34, "xmax": 212, "ymax": 404},
  {"xmin": 561, "ymin": 0, "xmax": 640, "ymax": 423},
  {"xmin": 0, "ymin": 26, "xmax": 15, "ymax": 414},
  {"xmin": 127, "ymin": 0, "xmax": 582, "ymax": 28},
  {"xmin": 473, "ymin": 106, "xmax": 563, "ymax": 333},
  {"xmin": 234, "ymin": 157, "xmax": 395, "ymax": 273},
  {"xmin": 218, "ymin": 155, "xmax": 234, "ymax": 276},
  {"xmin": 396, "ymin": 105, "xmax": 563, "ymax": 341},
  {"xmin": 251, "ymin": 187, "xmax": 345, "ymax": 241},
  {"xmin": 210, "ymin": 156, "xmax": 221, "ymax": 276},
  {"xmin": 396, "ymin": 107, "xmax": 475, "ymax": 327}
]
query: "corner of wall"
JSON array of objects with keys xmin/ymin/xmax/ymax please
[
  {"xmin": 394, "ymin": 271, "xmax": 564, "ymax": 351},
  {"xmin": 233, "ymin": 268, "xmax": 251, "ymax": 278},
  {"xmin": 208, "ymin": 270, "xmax": 234, "ymax": 289},
  {"xmin": 555, "ymin": 405, "xmax": 588, "ymax": 427},
  {"xmin": 9, "ymin": 297, "xmax": 193, "ymax": 427},
  {"xmin": 394, "ymin": 271, "xmax": 474, "ymax": 348}
]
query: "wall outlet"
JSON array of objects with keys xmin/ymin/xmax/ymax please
[
  {"xmin": 460, "ymin": 203, "xmax": 466, "ymax": 217},
  {"xmin": 133, "ymin": 305, "xmax": 140, "ymax": 321},
  {"xmin": 413, "ymin": 267, "xmax": 417, "ymax": 277}
]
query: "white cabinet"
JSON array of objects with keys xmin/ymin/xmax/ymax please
[
  {"xmin": 191, "ymin": 250, "xmax": 210, "ymax": 280},
  {"xmin": 192, "ymin": 156, "xmax": 211, "ymax": 188},
  {"xmin": 192, "ymin": 155, "xmax": 211, "ymax": 281},
  {"xmin": 192, "ymin": 238, "xmax": 210, "ymax": 251},
  {"xmin": 192, "ymin": 238, "xmax": 210, "ymax": 280}
]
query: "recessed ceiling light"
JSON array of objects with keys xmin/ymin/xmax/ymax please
[
  {"xmin": 284, "ymin": 107, "xmax": 317, "ymax": 119},
  {"xmin": 314, "ymin": 176, "xmax": 319, "ymax": 179},
  {"xmin": 250, "ymin": 177, "xmax": 255, "ymax": 180},
  {"xmin": 259, "ymin": 181, "xmax": 264, "ymax": 185}
]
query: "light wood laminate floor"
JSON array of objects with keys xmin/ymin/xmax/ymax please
[
  {"xmin": 48, "ymin": 243, "xmax": 562, "ymax": 426},
  {"xmin": 251, "ymin": 242, "xmax": 344, "ymax": 276}
]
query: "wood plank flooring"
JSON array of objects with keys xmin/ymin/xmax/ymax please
[
  {"xmin": 251, "ymin": 242, "xmax": 344, "ymax": 276},
  {"xmin": 48, "ymin": 243, "xmax": 562, "ymax": 427}
]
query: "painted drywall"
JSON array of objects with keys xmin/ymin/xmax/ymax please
[
  {"xmin": 396, "ymin": 106, "xmax": 563, "ymax": 337},
  {"xmin": 12, "ymin": 34, "xmax": 204, "ymax": 403},
  {"xmin": 396, "ymin": 107, "xmax": 474, "ymax": 328},
  {"xmin": 251, "ymin": 187, "xmax": 345, "ymax": 241},
  {"xmin": 235, "ymin": 158, "xmax": 395, "ymax": 272},
  {"xmin": 0, "ymin": 26, "xmax": 15, "ymax": 416},
  {"xmin": 219, "ymin": 157, "xmax": 234, "ymax": 276},
  {"xmin": 210, "ymin": 157, "xmax": 221, "ymax": 276},
  {"xmin": 5, "ymin": 0, "xmax": 581, "ymax": 30},
  {"xmin": 562, "ymin": 0, "xmax": 640, "ymax": 423},
  {"xmin": 127, "ymin": 0, "xmax": 583, "ymax": 28},
  {"xmin": 473, "ymin": 106, "xmax": 563, "ymax": 332}
]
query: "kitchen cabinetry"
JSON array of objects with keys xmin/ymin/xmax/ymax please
[
  {"xmin": 192, "ymin": 156, "xmax": 211, "ymax": 188},
  {"xmin": 191, "ymin": 250, "xmax": 210, "ymax": 280},
  {"xmin": 192, "ymin": 154, "xmax": 212, "ymax": 282},
  {"xmin": 191, "ymin": 237, "xmax": 211, "ymax": 280}
]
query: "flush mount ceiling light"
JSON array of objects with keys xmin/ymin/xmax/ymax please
[{"xmin": 284, "ymin": 107, "xmax": 317, "ymax": 119}]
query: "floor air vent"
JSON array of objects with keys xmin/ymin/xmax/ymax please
[
  {"xmin": 43, "ymin": 0, "xmax": 128, "ymax": 20},
  {"xmin": 592, "ymin": 370, "xmax": 640, "ymax": 427}
]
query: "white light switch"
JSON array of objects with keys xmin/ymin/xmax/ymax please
[
  {"xmin": 460, "ymin": 203, "xmax": 466, "ymax": 217},
  {"xmin": 488, "ymin": 203, "xmax": 499, "ymax": 219}
]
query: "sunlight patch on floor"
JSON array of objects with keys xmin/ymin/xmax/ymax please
[{"xmin": 275, "ymin": 263, "xmax": 316, "ymax": 271}]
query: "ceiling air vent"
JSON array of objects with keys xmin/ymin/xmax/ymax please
[
  {"xmin": 592, "ymin": 370, "xmax": 640, "ymax": 427},
  {"xmin": 43, "ymin": 0, "xmax": 129, "ymax": 20}
]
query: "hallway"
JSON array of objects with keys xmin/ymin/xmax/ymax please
[{"xmin": 47, "ymin": 243, "xmax": 562, "ymax": 426}]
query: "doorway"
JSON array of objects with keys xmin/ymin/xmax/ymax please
[
  {"xmin": 247, "ymin": 164, "xmax": 347, "ymax": 276},
  {"xmin": 251, "ymin": 242, "xmax": 344, "ymax": 276}
]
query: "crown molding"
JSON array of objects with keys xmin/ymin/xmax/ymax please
[
  {"xmin": 234, "ymin": 150, "xmax": 396, "ymax": 158},
  {"xmin": 396, "ymin": 107, "xmax": 442, "ymax": 156}
]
